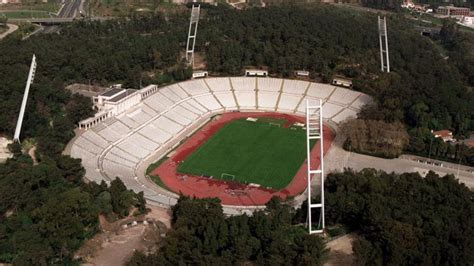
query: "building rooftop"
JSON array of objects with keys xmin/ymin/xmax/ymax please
[
  {"xmin": 101, "ymin": 88, "xmax": 124, "ymax": 97},
  {"xmin": 108, "ymin": 89, "xmax": 137, "ymax": 103},
  {"xmin": 432, "ymin": 130, "xmax": 453, "ymax": 138}
]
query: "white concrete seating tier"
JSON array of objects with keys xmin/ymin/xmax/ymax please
[
  {"xmin": 172, "ymin": 105, "xmax": 200, "ymax": 120},
  {"xmin": 231, "ymin": 77, "xmax": 256, "ymax": 91},
  {"xmin": 257, "ymin": 92, "xmax": 279, "ymax": 110},
  {"xmin": 180, "ymin": 101, "xmax": 208, "ymax": 115},
  {"xmin": 117, "ymin": 115, "xmax": 141, "ymax": 129},
  {"xmin": 194, "ymin": 94, "xmax": 223, "ymax": 111},
  {"xmin": 282, "ymin": 80, "xmax": 309, "ymax": 95},
  {"xmin": 103, "ymin": 159, "xmax": 134, "ymax": 179},
  {"xmin": 74, "ymin": 136, "xmax": 104, "ymax": 155},
  {"xmin": 81, "ymin": 130, "xmax": 110, "ymax": 148},
  {"xmin": 306, "ymin": 83, "xmax": 336, "ymax": 100},
  {"xmin": 322, "ymin": 102, "xmax": 345, "ymax": 118},
  {"xmin": 235, "ymin": 91, "xmax": 256, "ymax": 109},
  {"xmin": 187, "ymin": 98, "xmax": 210, "ymax": 113},
  {"xmin": 69, "ymin": 77, "xmax": 372, "ymax": 210},
  {"xmin": 214, "ymin": 92, "xmax": 238, "ymax": 110},
  {"xmin": 167, "ymin": 84, "xmax": 189, "ymax": 99},
  {"xmin": 152, "ymin": 116, "xmax": 184, "ymax": 135},
  {"xmin": 144, "ymin": 94, "xmax": 174, "ymax": 113},
  {"xmin": 126, "ymin": 108, "xmax": 153, "ymax": 125},
  {"xmin": 277, "ymin": 93, "xmax": 302, "ymax": 112},
  {"xmin": 164, "ymin": 109, "xmax": 192, "ymax": 126},
  {"xmin": 179, "ymin": 79, "xmax": 209, "ymax": 95},
  {"xmin": 257, "ymin": 78, "xmax": 282, "ymax": 92},
  {"xmin": 105, "ymin": 152, "xmax": 136, "ymax": 168},
  {"xmin": 109, "ymin": 146, "xmax": 140, "ymax": 163},
  {"xmin": 328, "ymin": 87, "xmax": 361, "ymax": 106},
  {"xmin": 206, "ymin": 78, "xmax": 232, "ymax": 92},
  {"xmin": 139, "ymin": 125, "xmax": 172, "ymax": 144},
  {"xmin": 159, "ymin": 86, "xmax": 184, "ymax": 102}
]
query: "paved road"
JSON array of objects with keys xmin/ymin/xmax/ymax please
[
  {"xmin": 324, "ymin": 133, "xmax": 474, "ymax": 189},
  {"xmin": 42, "ymin": 0, "xmax": 82, "ymax": 33},
  {"xmin": 0, "ymin": 24, "xmax": 19, "ymax": 40}
]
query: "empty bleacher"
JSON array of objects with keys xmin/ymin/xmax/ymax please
[
  {"xmin": 231, "ymin": 77, "xmax": 256, "ymax": 91},
  {"xmin": 277, "ymin": 93, "xmax": 302, "ymax": 112},
  {"xmin": 306, "ymin": 83, "xmax": 336, "ymax": 100},
  {"xmin": 206, "ymin": 78, "xmax": 232, "ymax": 92},
  {"xmin": 179, "ymin": 79, "xmax": 210, "ymax": 95},
  {"xmin": 257, "ymin": 92, "xmax": 279, "ymax": 111},
  {"xmin": 257, "ymin": 78, "xmax": 282, "ymax": 92},
  {"xmin": 234, "ymin": 91, "xmax": 256, "ymax": 109},
  {"xmin": 282, "ymin": 80, "xmax": 309, "ymax": 95}
]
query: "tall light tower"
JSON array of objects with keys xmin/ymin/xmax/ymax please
[
  {"xmin": 378, "ymin": 16, "xmax": 390, "ymax": 73},
  {"xmin": 306, "ymin": 99, "xmax": 325, "ymax": 234},
  {"xmin": 13, "ymin": 54, "xmax": 37, "ymax": 142},
  {"xmin": 186, "ymin": 4, "xmax": 200, "ymax": 68}
]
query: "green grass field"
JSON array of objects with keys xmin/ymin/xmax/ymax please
[
  {"xmin": 0, "ymin": 11, "xmax": 54, "ymax": 19},
  {"xmin": 177, "ymin": 119, "xmax": 313, "ymax": 190}
]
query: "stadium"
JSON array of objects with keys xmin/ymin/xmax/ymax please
[{"xmin": 68, "ymin": 77, "xmax": 372, "ymax": 214}]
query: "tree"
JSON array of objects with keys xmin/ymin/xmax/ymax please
[{"xmin": 325, "ymin": 169, "xmax": 474, "ymax": 265}]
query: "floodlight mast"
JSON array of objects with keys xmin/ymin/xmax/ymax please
[
  {"xmin": 186, "ymin": 4, "xmax": 200, "ymax": 68},
  {"xmin": 306, "ymin": 99, "xmax": 325, "ymax": 234},
  {"xmin": 13, "ymin": 54, "xmax": 37, "ymax": 142},
  {"xmin": 378, "ymin": 16, "xmax": 390, "ymax": 73}
]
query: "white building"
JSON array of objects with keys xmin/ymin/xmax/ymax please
[
  {"xmin": 245, "ymin": 69, "xmax": 268, "ymax": 77},
  {"xmin": 332, "ymin": 77, "xmax": 353, "ymax": 88},
  {"xmin": 192, "ymin": 70, "xmax": 208, "ymax": 79},
  {"xmin": 93, "ymin": 85, "xmax": 141, "ymax": 116},
  {"xmin": 78, "ymin": 84, "xmax": 159, "ymax": 130},
  {"xmin": 295, "ymin": 70, "xmax": 310, "ymax": 77}
]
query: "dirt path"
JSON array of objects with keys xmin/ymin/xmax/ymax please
[
  {"xmin": 78, "ymin": 205, "xmax": 171, "ymax": 265},
  {"xmin": 324, "ymin": 233, "xmax": 357, "ymax": 266},
  {"xmin": 0, "ymin": 24, "xmax": 19, "ymax": 40},
  {"xmin": 28, "ymin": 146, "xmax": 38, "ymax": 165},
  {"xmin": 90, "ymin": 225, "xmax": 149, "ymax": 266}
]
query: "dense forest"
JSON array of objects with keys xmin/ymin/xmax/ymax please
[
  {"xmin": 323, "ymin": 169, "xmax": 473, "ymax": 264},
  {"xmin": 0, "ymin": 151, "xmax": 147, "ymax": 264},
  {"xmin": 128, "ymin": 196, "xmax": 327, "ymax": 265}
]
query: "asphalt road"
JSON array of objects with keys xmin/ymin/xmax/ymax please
[
  {"xmin": 324, "ymin": 133, "xmax": 474, "ymax": 189},
  {"xmin": 43, "ymin": 0, "xmax": 82, "ymax": 33}
]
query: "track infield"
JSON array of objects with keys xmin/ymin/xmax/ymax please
[
  {"xmin": 177, "ymin": 118, "xmax": 311, "ymax": 190},
  {"xmin": 151, "ymin": 112, "xmax": 334, "ymax": 206}
]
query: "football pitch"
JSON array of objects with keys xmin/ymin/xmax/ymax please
[{"xmin": 177, "ymin": 118, "xmax": 313, "ymax": 190}]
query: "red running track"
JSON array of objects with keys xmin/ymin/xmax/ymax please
[{"xmin": 152, "ymin": 112, "xmax": 335, "ymax": 206}]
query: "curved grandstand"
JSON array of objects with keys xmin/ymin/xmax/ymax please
[{"xmin": 69, "ymin": 77, "xmax": 372, "ymax": 214}]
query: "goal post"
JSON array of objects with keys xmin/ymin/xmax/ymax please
[
  {"xmin": 268, "ymin": 122, "xmax": 281, "ymax": 127},
  {"xmin": 221, "ymin": 173, "xmax": 235, "ymax": 181}
]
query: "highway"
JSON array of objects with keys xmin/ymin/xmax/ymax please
[{"xmin": 42, "ymin": 0, "xmax": 82, "ymax": 33}]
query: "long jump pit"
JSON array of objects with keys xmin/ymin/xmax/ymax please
[{"xmin": 151, "ymin": 112, "xmax": 334, "ymax": 206}]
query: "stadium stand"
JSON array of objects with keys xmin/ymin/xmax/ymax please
[
  {"xmin": 69, "ymin": 77, "xmax": 372, "ymax": 211},
  {"xmin": 257, "ymin": 77, "xmax": 283, "ymax": 92},
  {"xmin": 282, "ymin": 80, "xmax": 309, "ymax": 95}
]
